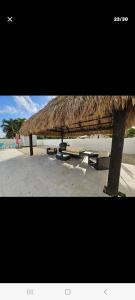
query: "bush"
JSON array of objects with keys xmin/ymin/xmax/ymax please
[
  {"xmin": 127, "ymin": 128, "xmax": 135, "ymax": 138},
  {"xmin": 37, "ymin": 136, "xmax": 45, "ymax": 139}
]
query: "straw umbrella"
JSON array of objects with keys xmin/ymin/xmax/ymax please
[
  {"xmin": 20, "ymin": 96, "xmax": 135, "ymax": 197},
  {"xmin": 20, "ymin": 96, "xmax": 135, "ymax": 136}
]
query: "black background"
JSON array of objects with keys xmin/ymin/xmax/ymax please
[
  {"xmin": 0, "ymin": 198, "xmax": 135, "ymax": 283},
  {"xmin": 0, "ymin": 9, "xmax": 134, "ymax": 94},
  {"xmin": 0, "ymin": 6, "xmax": 135, "ymax": 283}
]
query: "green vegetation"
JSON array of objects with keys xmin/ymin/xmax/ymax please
[
  {"xmin": 37, "ymin": 136, "xmax": 59, "ymax": 139},
  {"xmin": 103, "ymin": 128, "xmax": 135, "ymax": 138},
  {"xmin": 44, "ymin": 136, "xmax": 62, "ymax": 139},
  {"xmin": 127, "ymin": 127, "xmax": 135, "ymax": 138},
  {"xmin": 0, "ymin": 118, "xmax": 26, "ymax": 139},
  {"xmin": 37, "ymin": 136, "xmax": 69, "ymax": 139},
  {"xmin": 37, "ymin": 136, "xmax": 45, "ymax": 139}
]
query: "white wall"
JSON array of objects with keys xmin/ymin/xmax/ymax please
[
  {"xmin": 0, "ymin": 139, "xmax": 14, "ymax": 148},
  {"xmin": 1, "ymin": 137, "xmax": 135, "ymax": 154},
  {"xmin": 20, "ymin": 135, "xmax": 37, "ymax": 147},
  {"xmin": 37, "ymin": 137, "xmax": 135, "ymax": 155},
  {"xmin": 0, "ymin": 136, "xmax": 37, "ymax": 148}
]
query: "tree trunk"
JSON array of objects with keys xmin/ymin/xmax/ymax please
[{"xmin": 61, "ymin": 131, "xmax": 63, "ymax": 143}]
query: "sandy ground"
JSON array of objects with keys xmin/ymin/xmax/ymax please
[{"xmin": 0, "ymin": 148, "xmax": 135, "ymax": 197}]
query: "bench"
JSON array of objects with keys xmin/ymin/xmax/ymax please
[
  {"xmin": 89, "ymin": 152, "xmax": 111, "ymax": 170},
  {"xmin": 56, "ymin": 153, "xmax": 71, "ymax": 161},
  {"xmin": 47, "ymin": 147, "xmax": 57, "ymax": 154},
  {"xmin": 62, "ymin": 146, "xmax": 84, "ymax": 158}
]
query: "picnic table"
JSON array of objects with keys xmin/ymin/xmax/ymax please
[{"xmin": 81, "ymin": 151, "xmax": 99, "ymax": 165}]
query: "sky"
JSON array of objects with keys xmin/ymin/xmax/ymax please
[
  {"xmin": 0, "ymin": 96, "xmax": 55, "ymax": 137},
  {"xmin": 0, "ymin": 96, "xmax": 134, "ymax": 138}
]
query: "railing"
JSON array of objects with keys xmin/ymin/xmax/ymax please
[
  {"xmin": 0, "ymin": 139, "xmax": 21, "ymax": 149},
  {"xmin": 0, "ymin": 143, "xmax": 5, "ymax": 149}
]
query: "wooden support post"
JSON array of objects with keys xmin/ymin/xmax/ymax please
[
  {"xmin": 29, "ymin": 134, "xmax": 33, "ymax": 156},
  {"xmin": 61, "ymin": 130, "xmax": 63, "ymax": 143},
  {"xmin": 104, "ymin": 108, "xmax": 128, "ymax": 197}
]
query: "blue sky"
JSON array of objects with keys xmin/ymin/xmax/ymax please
[
  {"xmin": 0, "ymin": 96, "xmax": 134, "ymax": 137},
  {"xmin": 0, "ymin": 96, "xmax": 55, "ymax": 137}
]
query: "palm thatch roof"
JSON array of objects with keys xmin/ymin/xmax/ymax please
[{"xmin": 20, "ymin": 96, "xmax": 135, "ymax": 137}]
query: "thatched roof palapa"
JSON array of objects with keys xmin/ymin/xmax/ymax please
[{"xmin": 20, "ymin": 96, "xmax": 135, "ymax": 137}]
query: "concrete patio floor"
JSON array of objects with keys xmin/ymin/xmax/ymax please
[{"xmin": 0, "ymin": 149, "xmax": 135, "ymax": 197}]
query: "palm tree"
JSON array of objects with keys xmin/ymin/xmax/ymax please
[{"xmin": 1, "ymin": 118, "xmax": 26, "ymax": 139}]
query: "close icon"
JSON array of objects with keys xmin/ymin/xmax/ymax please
[{"xmin": 7, "ymin": 16, "xmax": 13, "ymax": 23}]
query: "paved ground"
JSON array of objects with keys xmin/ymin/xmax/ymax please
[
  {"xmin": 18, "ymin": 146, "xmax": 135, "ymax": 166},
  {"xmin": 122, "ymin": 153, "xmax": 135, "ymax": 166},
  {"xmin": 0, "ymin": 149, "xmax": 135, "ymax": 197}
]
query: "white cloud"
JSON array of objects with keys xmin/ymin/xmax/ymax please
[
  {"xmin": 0, "ymin": 105, "xmax": 18, "ymax": 114},
  {"xmin": 0, "ymin": 127, "xmax": 6, "ymax": 138},
  {"xmin": 13, "ymin": 96, "xmax": 41, "ymax": 114},
  {"xmin": 47, "ymin": 96, "xmax": 56, "ymax": 101}
]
